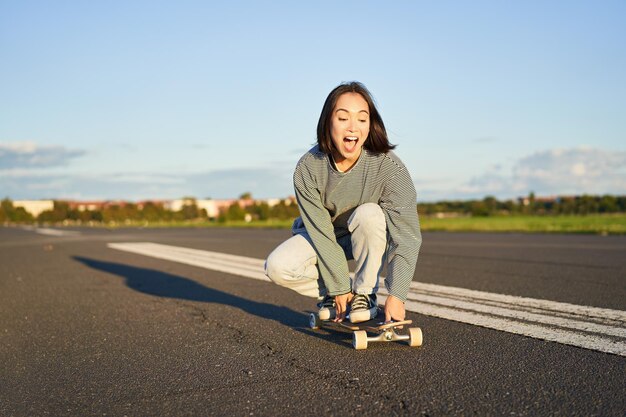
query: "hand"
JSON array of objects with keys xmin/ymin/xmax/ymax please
[
  {"xmin": 333, "ymin": 292, "xmax": 354, "ymax": 322},
  {"xmin": 384, "ymin": 295, "xmax": 405, "ymax": 323}
]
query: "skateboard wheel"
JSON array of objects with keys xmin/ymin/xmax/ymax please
[
  {"xmin": 408, "ymin": 327, "xmax": 423, "ymax": 347},
  {"xmin": 353, "ymin": 330, "xmax": 368, "ymax": 350},
  {"xmin": 309, "ymin": 313, "xmax": 321, "ymax": 329}
]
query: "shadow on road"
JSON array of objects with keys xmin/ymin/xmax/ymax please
[{"xmin": 73, "ymin": 256, "xmax": 306, "ymax": 328}]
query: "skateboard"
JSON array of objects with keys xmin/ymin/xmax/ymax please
[{"xmin": 309, "ymin": 312, "xmax": 423, "ymax": 350}]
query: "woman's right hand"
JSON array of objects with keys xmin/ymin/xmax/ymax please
[{"xmin": 333, "ymin": 292, "xmax": 354, "ymax": 322}]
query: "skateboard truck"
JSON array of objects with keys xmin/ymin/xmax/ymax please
[{"xmin": 309, "ymin": 313, "xmax": 423, "ymax": 350}]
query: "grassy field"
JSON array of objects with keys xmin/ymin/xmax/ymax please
[
  {"xmin": 88, "ymin": 214, "xmax": 626, "ymax": 235},
  {"xmin": 419, "ymin": 214, "xmax": 626, "ymax": 234},
  {"xmin": 119, "ymin": 219, "xmax": 295, "ymax": 229}
]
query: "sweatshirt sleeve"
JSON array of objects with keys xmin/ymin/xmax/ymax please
[
  {"xmin": 379, "ymin": 161, "xmax": 422, "ymax": 301},
  {"xmin": 293, "ymin": 161, "xmax": 351, "ymax": 296}
]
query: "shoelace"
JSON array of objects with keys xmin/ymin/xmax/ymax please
[
  {"xmin": 351, "ymin": 295, "xmax": 370, "ymax": 310},
  {"xmin": 320, "ymin": 296, "xmax": 335, "ymax": 308}
]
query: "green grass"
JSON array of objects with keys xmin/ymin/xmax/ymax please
[
  {"xmin": 30, "ymin": 214, "xmax": 626, "ymax": 235},
  {"xmin": 96, "ymin": 219, "xmax": 295, "ymax": 229},
  {"xmin": 419, "ymin": 214, "xmax": 626, "ymax": 235}
]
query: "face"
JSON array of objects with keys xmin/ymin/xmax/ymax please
[{"xmin": 330, "ymin": 92, "xmax": 370, "ymax": 170}]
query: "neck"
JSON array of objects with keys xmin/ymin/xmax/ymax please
[{"xmin": 331, "ymin": 149, "xmax": 361, "ymax": 172}]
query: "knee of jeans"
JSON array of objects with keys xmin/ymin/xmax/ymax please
[
  {"xmin": 348, "ymin": 203, "xmax": 386, "ymax": 232},
  {"xmin": 264, "ymin": 252, "xmax": 294, "ymax": 287}
]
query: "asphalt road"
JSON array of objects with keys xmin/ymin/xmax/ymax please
[{"xmin": 1, "ymin": 226, "xmax": 625, "ymax": 416}]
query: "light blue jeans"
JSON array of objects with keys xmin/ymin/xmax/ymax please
[{"xmin": 265, "ymin": 203, "xmax": 387, "ymax": 299}]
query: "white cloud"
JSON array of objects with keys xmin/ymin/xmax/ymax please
[
  {"xmin": 0, "ymin": 167, "xmax": 293, "ymax": 200},
  {"xmin": 457, "ymin": 147, "xmax": 626, "ymax": 199},
  {"xmin": 0, "ymin": 141, "xmax": 85, "ymax": 169},
  {"xmin": 4, "ymin": 145, "xmax": 624, "ymax": 201},
  {"xmin": 0, "ymin": 141, "xmax": 294, "ymax": 200}
]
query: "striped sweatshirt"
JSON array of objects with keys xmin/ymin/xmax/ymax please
[{"xmin": 292, "ymin": 145, "xmax": 422, "ymax": 301}]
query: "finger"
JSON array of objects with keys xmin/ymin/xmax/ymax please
[
  {"xmin": 334, "ymin": 307, "xmax": 341, "ymax": 322},
  {"xmin": 334, "ymin": 303, "xmax": 345, "ymax": 322},
  {"xmin": 396, "ymin": 311, "xmax": 405, "ymax": 328},
  {"xmin": 335, "ymin": 309, "xmax": 345, "ymax": 323},
  {"xmin": 385, "ymin": 309, "xmax": 392, "ymax": 324}
]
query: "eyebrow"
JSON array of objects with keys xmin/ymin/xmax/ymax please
[{"xmin": 335, "ymin": 108, "xmax": 369, "ymax": 115}]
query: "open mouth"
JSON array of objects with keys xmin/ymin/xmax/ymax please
[{"xmin": 343, "ymin": 136, "xmax": 358, "ymax": 152}]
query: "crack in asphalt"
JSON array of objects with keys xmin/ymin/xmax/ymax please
[{"xmin": 177, "ymin": 302, "xmax": 416, "ymax": 410}]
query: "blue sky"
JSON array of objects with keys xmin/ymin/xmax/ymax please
[{"xmin": 1, "ymin": 1, "xmax": 625, "ymax": 202}]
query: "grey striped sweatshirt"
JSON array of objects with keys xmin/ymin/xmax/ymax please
[{"xmin": 292, "ymin": 145, "xmax": 422, "ymax": 302}]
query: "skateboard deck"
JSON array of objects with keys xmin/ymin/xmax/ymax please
[{"xmin": 309, "ymin": 312, "xmax": 423, "ymax": 350}]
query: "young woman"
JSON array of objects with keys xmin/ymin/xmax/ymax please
[{"xmin": 265, "ymin": 81, "xmax": 421, "ymax": 324}]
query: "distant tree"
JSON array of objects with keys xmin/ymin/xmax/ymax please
[
  {"xmin": 38, "ymin": 201, "xmax": 70, "ymax": 223},
  {"xmin": 0, "ymin": 198, "xmax": 33, "ymax": 223},
  {"xmin": 12, "ymin": 207, "xmax": 34, "ymax": 223},
  {"xmin": 0, "ymin": 198, "xmax": 13, "ymax": 222},
  {"xmin": 483, "ymin": 196, "xmax": 497, "ymax": 214},
  {"xmin": 598, "ymin": 195, "xmax": 618, "ymax": 213},
  {"xmin": 247, "ymin": 202, "xmax": 270, "ymax": 221},
  {"xmin": 141, "ymin": 201, "xmax": 167, "ymax": 222},
  {"xmin": 501, "ymin": 200, "xmax": 516, "ymax": 214},
  {"xmin": 469, "ymin": 200, "xmax": 489, "ymax": 217},
  {"xmin": 577, "ymin": 195, "xmax": 599, "ymax": 215},
  {"xmin": 180, "ymin": 202, "xmax": 201, "ymax": 220},
  {"xmin": 124, "ymin": 203, "xmax": 140, "ymax": 220},
  {"xmin": 85, "ymin": 210, "xmax": 103, "ymax": 222},
  {"xmin": 558, "ymin": 197, "xmax": 576, "ymax": 215},
  {"xmin": 0, "ymin": 198, "xmax": 34, "ymax": 223},
  {"xmin": 66, "ymin": 205, "xmax": 103, "ymax": 223},
  {"xmin": 269, "ymin": 199, "xmax": 300, "ymax": 220},
  {"xmin": 527, "ymin": 191, "xmax": 536, "ymax": 215},
  {"xmin": 219, "ymin": 202, "xmax": 247, "ymax": 222},
  {"xmin": 101, "ymin": 204, "xmax": 131, "ymax": 223}
]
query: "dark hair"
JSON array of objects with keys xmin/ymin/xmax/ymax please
[{"xmin": 316, "ymin": 81, "xmax": 395, "ymax": 155}]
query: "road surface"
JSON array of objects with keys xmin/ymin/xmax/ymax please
[{"xmin": 1, "ymin": 226, "xmax": 625, "ymax": 416}]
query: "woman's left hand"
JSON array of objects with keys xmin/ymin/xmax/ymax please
[
  {"xmin": 384, "ymin": 295, "xmax": 406, "ymax": 323},
  {"xmin": 333, "ymin": 292, "xmax": 354, "ymax": 322}
]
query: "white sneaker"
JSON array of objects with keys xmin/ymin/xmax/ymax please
[
  {"xmin": 349, "ymin": 294, "xmax": 378, "ymax": 323},
  {"xmin": 317, "ymin": 294, "xmax": 336, "ymax": 320}
]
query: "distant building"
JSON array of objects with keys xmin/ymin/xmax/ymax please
[
  {"xmin": 265, "ymin": 198, "xmax": 281, "ymax": 207},
  {"xmin": 12, "ymin": 200, "xmax": 54, "ymax": 217},
  {"xmin": 265, "ymin": 196, "xmax": 296, "ymax": 207},
  {"xmin": 197, "ymin": 199, "xmax": 223, "ymax": 219},
  {"xmin": 13, "ymin": 196, "xmax": 298, "ymax": 219},
  {"xmin": 68, "ymin": 201, "xmax": 107, "ymax": 211},
  {"xmin": 66, "ymin": 200, "xmax": 129, "ymax": 211},
  {"xmin": 164, "ymin": 198, "xmax": 227, "ymax": 219},
  {"xmin": 136, "ymin": 200, "xmax": 168, "ymax": 210}
]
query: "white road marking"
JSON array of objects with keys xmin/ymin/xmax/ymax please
[
  {"xmin": 108, "ymin": 242, "xmax": 626, "ymax": 357},
  {"xmin": 21, "ymin": 226, "xmax": 81, "ymax": 237}
]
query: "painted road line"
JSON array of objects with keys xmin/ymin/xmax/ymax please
[
  {"xmin": 389, "ymin": 295, "xmax": 626, "ymax": 356},
  {"xmin": 107, "ymin": 242, "xmax": 268, "ymax": 281},
  {"xmin": 108, "ymin": 242, "xmax": 626, "ymax": 357},
  {"xmin": 29, "ymin": 227, "xmax": 81, "ymax": 237},
  {"xmin": 401, "ymin": 292, "xmax": 625, "ymax": 337},
  {"xmin": 409, "ymin": 282, "xmax": 626, "ymax": 323}
]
